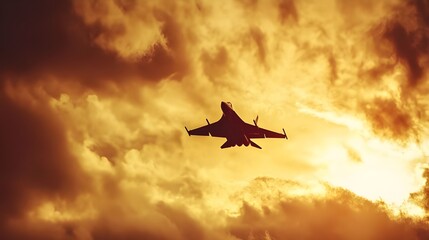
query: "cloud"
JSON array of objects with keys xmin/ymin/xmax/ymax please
[
  {"xmin": 316, "ymin": 0, "xmax": 429, "ymax": 143},
  {"xmin": 227, "ymin": 179, "xmax": 429, "ymax": 240},
  {"xmin": 0, "ymin": 0, "xmax": 192, "ymax": 92},
  {"xmin": 380, "ymin": 0, "xmax": 429, "ymax": 88},
  {"xmin": 278, "ymin": 0, "xmax": 299, "ymax": 23},
  {"xmin": 345, "ymin": 145, "xmax": 362, "ymax": 163},
  {"xmin": 0, "ymin": 90, "xmax": 89, "ymax": 237},
  {"xmin": 359, "ymin": 97, "xmax": 416, "ymax": 141},
  {"xmin": 72, "ymin": 0, "xmax": 163, "ymax": 60},
  {"xmin": 412, "ymin": 168, "xmax": 429, "ymax": 213},
  {"xmin": 355, "ymin": 0, "xmax": 429, "ymax": 142},
  {"xmin": 0, "ymin": 0, "xmax": 123, "ymax": 88},
  {"xmin": 1, "ymin": 0, "xmax": 429, "ymax": 239}
]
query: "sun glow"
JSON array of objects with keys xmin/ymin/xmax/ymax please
[{"xmin": 295, "ymin": 104, "xmax": 427, "ymax": 209}]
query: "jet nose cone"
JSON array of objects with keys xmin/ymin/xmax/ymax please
[{"xmin": 221, "ymin": 101, "xmax": 228, "ymax": 112}]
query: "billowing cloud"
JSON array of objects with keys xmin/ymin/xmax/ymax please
[
  {"xmin": 0, "ymin": 90, "xmax": 89, "ymax": 238},
  {"xmin": 351, "ymin": 0, "xmax": 429, "ymax": 142},
  {"xmin": 228, "ymin": 180, "xmax": 429, "ymax": 240},
  {"xmin": 0, "ymin": 0, "xmax": 192, "ymax": 92},
  {"xmin": 1, "ymin": 0, "xmax": 429, "ymax": 239},
  {"xmin": 359, "ymin": 97, "xmax": 416, "ymax": 141}
]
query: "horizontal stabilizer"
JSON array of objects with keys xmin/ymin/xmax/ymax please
[
  {"xmin": 185, "ymin": 126, "xmax": 190, "ymax": 136},
  {"xmin": 220, "ymin": 140, "xmax": 234, "ymax": 149},
  {"xmin": 249, "ymin": 140, "xmax": 262, "ymax": 149}
]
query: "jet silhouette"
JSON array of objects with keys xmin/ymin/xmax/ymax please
[{"xmin": 185, "ymin": 102, "xmax": 288, "ymax": 149}]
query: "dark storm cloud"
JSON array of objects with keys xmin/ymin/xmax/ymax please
[
  {"xmin": 338, "ymin": 0, "xmax": 429, "ymax": 142},
  {"xmin": 278, "ymin": 0, "xmax": 298, "ymax": 23},
  {"xmin": 0, "ymin": 0, "xmax": 190, "ymax": 90},
  {"xmin": 0, "ymin": 2, "xmax": 193, "ymax": 235},
  {"xmin": 359, "ymin": 98, "xmax": 416, "ymax": 141},
  {"xmin": 0, "ymin": 91, "xmax": 89, "ymax": 237},
  {"xmin": 377, "ymin": 0, "xmax": 429, "ymax": 88},
  {"xmin": 0, "ymin": 0, "xmax": 124, "ymax": 87},
  {"xmin": 362, "ymin": 0, "xmax": 429, "ymax": 140},
  {"xmin": 414, "ymin": 0, "xmax": 429, "ymax": 25},
  {"xmin": 383, "ymin": 22, "xmax": 423, "ymax": 86}
]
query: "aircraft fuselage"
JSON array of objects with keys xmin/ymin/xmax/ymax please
[{"xmin": 220, "ymin": 101, "xmax": 250, "ymax": 146}]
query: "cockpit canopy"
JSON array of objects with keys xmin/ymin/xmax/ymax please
[{"xmin": 226, "ymin": 102, "xmax": 233, "ymax": 109}]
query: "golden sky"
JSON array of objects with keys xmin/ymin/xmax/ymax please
[{"xmin": 1, "ymin": 0, "xmax": 429, "ymax": 239}]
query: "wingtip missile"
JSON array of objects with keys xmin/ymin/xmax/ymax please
[{"xmin": 283, "ymin": 128, "xmax": 288, "ymax": 139}]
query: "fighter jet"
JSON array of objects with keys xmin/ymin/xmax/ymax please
[{"xmin": 185, "ymin": 101, "xmax": 288, "ymax": 149}]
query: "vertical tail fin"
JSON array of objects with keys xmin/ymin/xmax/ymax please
[{"xmin": 253, "ymin": 115, "xmax": 259, "ymax": 126}]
